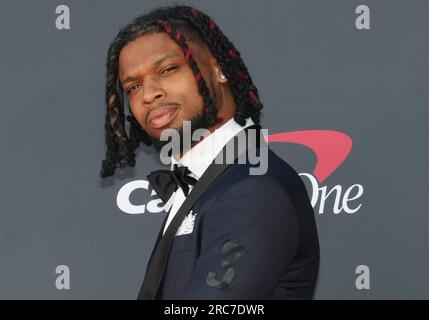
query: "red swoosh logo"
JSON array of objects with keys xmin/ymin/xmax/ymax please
[{"xmin": 267, "ymin": 130, "xmax": 352, "ymax": 183}]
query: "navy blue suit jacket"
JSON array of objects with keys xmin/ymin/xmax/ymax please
[{"xmin": 144, "ymin": 147, "xmax": 319, "ymax": 300}]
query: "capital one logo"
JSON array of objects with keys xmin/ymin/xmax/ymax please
[
  {"xmin": 269, "ymin": 130, "xmax": 362, "ymax": 214},
  {"xmin": 117, "ymin": 130, "xmax": 363, "ymax": 215}
]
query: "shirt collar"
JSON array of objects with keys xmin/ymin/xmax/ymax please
[{"xmin": 170, "ymin": 117, "xmax": 255, "ymax": 179}]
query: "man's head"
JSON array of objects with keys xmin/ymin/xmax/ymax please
[
  {"xmin": 118, "ymin": 31, "xmax": 230, "ymax": 153},
  {"xmin": 100, "ymin": 5, "xmax": 263, "ymax": 178}
]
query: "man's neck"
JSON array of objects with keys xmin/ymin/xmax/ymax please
[{"xmin": 175, "ymin": 113, "xmax": 235, "ymax": 160}]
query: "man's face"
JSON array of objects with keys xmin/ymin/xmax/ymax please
[{"xmin": 118, "ymin": 32, "xmax": 218, "ymax": 142}]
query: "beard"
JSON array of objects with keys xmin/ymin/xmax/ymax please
[{"xmin": 151, "ymin": 108, "xmax": 213, "ymax": 155}]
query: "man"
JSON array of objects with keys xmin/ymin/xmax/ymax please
[{"xmin": 100, "ymin": 5, "xmax": 319, "ymax": 299}]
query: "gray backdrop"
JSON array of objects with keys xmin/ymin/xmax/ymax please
[{"xmin": 1, "ymin": 0, "xmax": 428, "ymax": 299}]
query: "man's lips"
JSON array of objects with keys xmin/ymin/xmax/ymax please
[{"xmin": 146, "ymin": 106, "xmax": 179, "ymax": 129}]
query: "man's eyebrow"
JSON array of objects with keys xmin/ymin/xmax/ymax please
[{"xmin": 120, "ymin": 52, "xmax": 181, "ymax": 86}]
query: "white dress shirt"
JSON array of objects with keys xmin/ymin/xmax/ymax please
[{"xmin": 162, "ymin": 116, "xmax": 255, "ymax": 235}]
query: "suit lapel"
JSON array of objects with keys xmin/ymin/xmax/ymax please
[{"xmin": 145, "ymin": 211, "xmax": 169, "ymax": 271}]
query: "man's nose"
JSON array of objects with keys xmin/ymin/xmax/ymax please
[{"xmin": 141, "ymin": 77, "xmax": 165, "ymax": 107}]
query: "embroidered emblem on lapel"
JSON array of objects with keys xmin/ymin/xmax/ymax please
[{"xmin": 175, "ymin": 210, "xmax": 197, "ymax": 236}]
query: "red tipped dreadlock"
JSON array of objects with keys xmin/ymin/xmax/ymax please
[
  {"xmin": 184, "ymin": 48, "xmax": 193, "ymax": 62},
  {"xmin": 228, "ymin": 49, "xmax": 238, "ymax": 59},
  {"xmin": 248, "ymin": 90, "xmax": 259, "ymax": 102}
]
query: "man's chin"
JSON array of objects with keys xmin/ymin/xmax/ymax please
[{"xmin": 150, "ymin": 112, "xmax": 210, "ymax": 155}]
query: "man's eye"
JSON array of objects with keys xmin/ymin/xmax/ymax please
[
  {"xmin": 127, "ymin": 84, "xmax": 140, "ymax": 94},
  {"xmin": 161, "ymin": 66, "xmax": 178, "ymax": 74}
]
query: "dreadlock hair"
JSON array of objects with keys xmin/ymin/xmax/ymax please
[{"xmin": 100, "ymin": 5, "xmax": 263, "ymax": 178}]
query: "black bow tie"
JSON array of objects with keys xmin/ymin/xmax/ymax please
[{"xmin": 147, "ymin": 164, "xmax": 198, "ymax": 203}]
